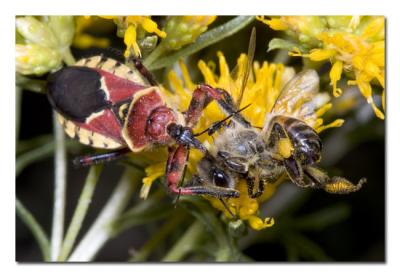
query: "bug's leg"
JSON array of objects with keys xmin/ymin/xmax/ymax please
[
  {"xmin": 185, "ymin": 84, "xmax": 251, "ymax": 129},
  {"xmin": 283, "ymin": 156, "xmax": 307, "ymax": 188},
  {"xmin": 127, "ymin": 56, "xmax": 158, "ymax": 86},
  {"xmin": 305, "ymin": 165, "xmax": 366, "ymax": 194},
  {"xmin": 194, "ymin": 103, "xmax": 252, "ymax": 137},
  {"xmin": 73, "ymin": 148, "xmax": 131, "ymax": 167},
  {"xmin": 165, "ymin": 145, "xmax": 240, "ymax": 198}
]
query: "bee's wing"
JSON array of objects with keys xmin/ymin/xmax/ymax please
[
  {"xmin": 271, "ymin": 69, "xmax": 324, "ymax": 119},
  {"xmin": 235, "ymin": 27, "xmax": 256, "ymax": 109}
]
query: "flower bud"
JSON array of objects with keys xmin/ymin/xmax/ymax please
[
  {"xmin": 163, "ymin": 16, "xmax": 216, "ymax": 50},
  {"xmin": 45, "ymin": 16, "xmax": 75, "ymax": 48},
  {"xmin": 16, "ymin": 44, "xmax": 62, "ymax": 75},
  {"xmin": 16, "ymin": 16, "xmax": 59, "ymax": 48}
]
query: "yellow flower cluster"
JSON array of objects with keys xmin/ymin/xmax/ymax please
[
  {"xmin": 162, "ymin": 16, "xmax": 217, "ymax": 50},
  {"xmin": 100, "ymin": 16, "xmax": 166, "ymax": 57},
  {"xmin": 72, "ymin": 16, "xmax": 111, "ymax": 49},
  {"xmin": 141, "ymin": 51, "xmax": 341, "ymax": 230},
  {"xmin": 258, "ymin": 16, "xmax": 385, "ymax": 119}
]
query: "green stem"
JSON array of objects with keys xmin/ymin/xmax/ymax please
[
  {"xmin": 16, "ymin": 74, "xmax": 47, "ymax": 94},
  {"xmin": 16, "ymin": 86, "xmax": 22, "ymax": 144},
  {"xmin": 162, "ymin": 220, "xmax": 204, "ymax": 262},
  {"xmin": 61, "ymin": 48, "xmax": 76, "ymax": 66},
  {"xmin": 16, "ymin": 141, "xmax": 55, "ymax": 176},
  {"xmin": 16, "ymin": 198, "xmax": 51, "ymax": 261},
  {"xmin": 50, "ymin": 114, "xmax": 67, "ymax": 261},
  {"xmin": 58, "ymin": 165, "xmax": 103, "ymax": 261},
  {"xmin": 143, "ymin": 44, "xmax": 167, "ymax": 68},
  {"xmin": 68, "ymin": 169, "xmax": 136, "ymax": 261},
  {"xmin": 129, "ymin": 212, "xmax": 187, "ymax": 262}
]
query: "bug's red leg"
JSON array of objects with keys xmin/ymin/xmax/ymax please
[
  {"xmin": 185, "ymin": 84, "xmax": 251, "ymax": 129},
  {"xmin": 165, "ymin": 145, "xmax": 239, "ymax": 198},
  {"xmin": 73, "ymin": 148, "xmax": 131, "ymax": 167}
]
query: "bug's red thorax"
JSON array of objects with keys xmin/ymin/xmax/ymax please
[{"xmin": 122, "ymin": 87, "xmax": 183, "ymax": 152}]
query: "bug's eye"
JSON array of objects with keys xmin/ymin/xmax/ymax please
[{"xmin": 212, "ymin": 168, "xmax": 229, "ymax": 187}]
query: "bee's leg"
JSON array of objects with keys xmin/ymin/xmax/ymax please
[
  {"xmin": 283, "ymin": 156, "xmax": 307, "ymax": 187},
  {"xmin": 72, "ymin": 148, "xmax": 131, "ymax": 167},
  {"xmin": 246, "ymin": 176, "xmax": 265, "ymax": 198},
  {"xmin": 304, "ymin": 165, "xmax": 366, "ymax": 194},
  {"xmin": 127, "ymin": 56, "xmax": 158, "ymax": 86},
  {"xmin": 165, "ymin": 145, "xmax": 239, "ymax": 198}
]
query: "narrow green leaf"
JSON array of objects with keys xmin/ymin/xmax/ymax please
[
  {"xmin": 16, "ymin": 198, "xmax": 51, "ymax": 261},
  {"xmin": 147, "ymin": 16, "xmax": 255, "ymax": 70},
  {"xmin": 111, "ymin": 190, "xmax": 172, "ymax": 236},
  {"xmin": 284, "ymin": 231, "xmax": 332, "ymax": 261},
  {"xmin": 268, "ymin": 38, "xmax": 306, "ymax": 52},
  {"xmin": 293, "ymin": 203, "xmax": 351, "ymax": 231},
  {"xmin": 58, "ymin": 165, "xmax": 103, "ymax": 261},
  {"xmin": 179, "ymin": 197, "xmax": 240, "ymax": 261}
]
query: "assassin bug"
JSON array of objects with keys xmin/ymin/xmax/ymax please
[{"xmin": 47, "ymin": 55, "xmax": 242, "ymax": 198}]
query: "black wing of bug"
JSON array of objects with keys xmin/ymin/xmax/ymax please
[{"xmin": 47, "ymin": 66, "xmax": 112, "ymax": 123}]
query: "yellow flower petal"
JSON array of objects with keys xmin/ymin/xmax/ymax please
[
  {"xmin": 141, "ymin": 17, "xmax": 167, "ymax": 38},
  {"xmin": 308, "ymin": 48, "xmax": 336, "ymax": 61},
  {"xmin": 124, "ymin": 24, "xmax": 141, "ymax": 57},
  {"xmin": 330, "ymin": 60, "xmax": 343, "ymax": 97}
]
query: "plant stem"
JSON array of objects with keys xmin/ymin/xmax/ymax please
[
  {"xmin": 16, "ymin": 198, "xmax": 51, "ymax": 261},
  {"xmin": 58, "ymin": 165, "xmax": 103, "ymax": 261},
  {"xmin": 16, "ymin": 86, "xmax": 22, "ymax": 144},
  {"xmin": 16, "ymin": 74, "xmax": 47, "ymax": 94},
  {"xmin": 129, "ymin": 212, "xmax": 186, "ymax": 262},
  {"xmin": 143, "ymin": 44, "xmax": 167, "ymax": 68},
  {"xmin": 62, "ymin": 48, "xmax": 76, "ymax": 66},
  {"xmin": 162, "ymin": 220, "xmax": 204, "ymax": 262},
  {"xmin": 16, "ymin": 141, "xmax": 55, "ymax": 176},
  {"xmin": 50, "ymin": 114, "xmax": 67, "ymax": 261},
  {"xmin": 68, "ymin": 169, "xmax": 137, "ymax": 261}
]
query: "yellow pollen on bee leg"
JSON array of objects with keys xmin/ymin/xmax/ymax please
[{"xmin": 278, "ymin": 138, "xmax": 293, "ymax": 159}]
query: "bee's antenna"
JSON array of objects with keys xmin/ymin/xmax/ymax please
[
  {"xmin": 194, "ymin": 103, "xmax": 252, "ymax": 137},
  {"xmin": 219, "ymin": 198, "xmax": 237, "ymax": 220}
]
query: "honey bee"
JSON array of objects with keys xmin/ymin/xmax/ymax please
[{"xmin": 186, "ymin": 69, "xmax": 366, "ymax": 199}]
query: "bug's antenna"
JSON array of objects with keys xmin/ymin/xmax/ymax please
[
  {"xmin": 219, "ymin": 198, "xmax": 237, "ymax": 220},
  {"xmin": 173, "ymin": 189, "xmax": 182, "ymax": 208},
  {"xmin": 194, "ymin": 103, "xmax": 252, "ymax": 137}
]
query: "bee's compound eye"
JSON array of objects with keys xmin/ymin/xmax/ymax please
[{"xmin": 212, "ymin": 168, "xmax": 229, "ymax": 187}]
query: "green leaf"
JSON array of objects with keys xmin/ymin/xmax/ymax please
[
  {"xmin": 293, "ymin": 203, "xmax": 351, "ymax": 231},
  {"xmin": 179, "ymin": 197, "xmax": 240, "ymax": 261},
  {"xmin": 111, "ymin": 191, "xmax": 173, "ymax": 236},
  {"xmin": 284, "ymin": 231, "xmax": 332, "ymax": 261},
  {"xmin": 16, "ymin": 198, "xmax": 51, "ymax": 261},
  {"xmin": 268, "ymin": 38, "xmax": 306, "ymax": 52},
  {"xmin": 147, "ymin": 16, "xmax": 255, "ymax": 70}
]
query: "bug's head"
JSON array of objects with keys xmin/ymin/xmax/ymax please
[{"xmin": 122, "ymin": 87, "xmax": 182, "ymax": 151}]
